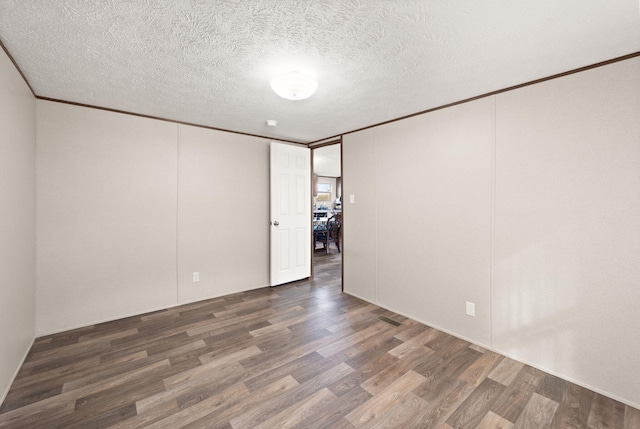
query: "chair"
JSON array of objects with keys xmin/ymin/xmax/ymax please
[
  {"xmin": 313, "ymin": 220, "xmax": 329, "ymax": 253},
  {"xmin": 327, "ymin": 213, "xmax": 342, "ymax": 253}
]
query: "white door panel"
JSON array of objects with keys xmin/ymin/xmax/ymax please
[{"xmin": 270, "ymin": 142, "xmax": 311, "ymax": 286}]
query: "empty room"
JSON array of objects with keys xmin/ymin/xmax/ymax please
[{"xmin": 1, "ymin": 1, "xmax": 639, "ymax": 428}]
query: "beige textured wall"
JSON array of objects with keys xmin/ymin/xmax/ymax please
[
  {"xmin": 177, "ymin": 124, "xmax": 269, "ymax": 304},
  {"xmin": 36, "ymin": 101, "xmax": 179, "ymax": 335},
  {"xmin": 343, "ymin": 127, "xmax": 377, "ymax": 303},
  {"xmin": 0, "ymin": 49, "xmax": 36, "ymax": 401},
  {"xmin": 344, "ymin": 98, "xmax": 494, "ymax": 346},
  {"xmin": 343, "ymin": 57, "xmax": 640, "ymax": 407},
  {"xmin": 377, "ymin": 99, "xmax": 494, "ymax": 346},
  {"xmin": 493, "ymin": 57, "xmax": 640, "ymax": 407},
  {"xmin": 35, "ymin": 102, "xmax": 273, "ymax": 336}
]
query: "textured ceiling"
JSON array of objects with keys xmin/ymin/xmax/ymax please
[{"xmin": 1, "ymin": 1, "xmax": 639, "ymax": 143}]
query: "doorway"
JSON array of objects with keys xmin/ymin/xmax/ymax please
[{"xmin": 311, "ymin": 143, "xmax": 342, "ymax": 277}]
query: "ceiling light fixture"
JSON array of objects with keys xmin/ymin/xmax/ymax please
[{"xmin": 270, "ymin": 71, "xmax": 318, "ymax": 101}]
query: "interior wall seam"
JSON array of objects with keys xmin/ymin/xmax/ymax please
[
  {"xmin": 490, "ymin": 94, "xmax": 496, "ymax": 349},
  {"xmin": 176, "ymin": 123, "xmax": 181, "ymax": 305},
  {"xmin": 34, "ymin": 99, "xmax": 39, "ymax": 334},
  {"xmin": 374, "ymin": 130, "xmax": 379, "ymax": 305}
]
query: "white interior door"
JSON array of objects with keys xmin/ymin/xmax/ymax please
[{"xmin": 270, "ymin": 142, "xmax": 311, "ymax": 286}]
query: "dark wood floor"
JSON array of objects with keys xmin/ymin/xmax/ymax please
[{"xmin": 1, "ymin": 247, "xmax": 639, "ymax": 428}]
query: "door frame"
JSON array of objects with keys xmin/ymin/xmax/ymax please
[{"xmin": 309, "ymin": 138, "xmax": 343, "ymax": 290}]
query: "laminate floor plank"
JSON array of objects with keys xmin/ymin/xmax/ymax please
[
  {"xmin": 192, "ymin": 378, "xmax": 297, "ymax": 429},
  {"xmin": 151, "ymin": 360, "xmax": 241, "ymax": 409},
  {"xmin": 343, "ymin": 336, "xmax": 403, "ymax": 370},
  {"xmin": 242, "ymin": 351, "xmax": 324, "ymax": 392},
  {"xmin": 477, "ymin": 411, "xmax": 515, "ymax": 429},
  {"xmin": 413, "ymin": 347, "xmax": 483, "ymax": 403},
  {"xmin": 0, "ymin": 398, "xmax": 76, "ymax": 428},
  {"xmin": 251, "ymin": 387, "xmax": 337, "ymax": 429},
  {"xmin": 142, "ymin": 382, "xmax": 248, "ymax": 429},
  {"xmin": 445, "ymin": 378, "xmax": 506, "ymax": 429},
  {"xmin": 411, "ymin": 378, "xmax": 477, "ymax": 428},
  {"xmin": 9, "ymin": 355, "xmax": 103, "ymax": 391},
  {"xmin": 186, "ymin": 307, "xmax": 276, "ymax": 336},
  {"xmin": 489, "ymin": 357, "xmax": 526, "ymax": 387},
  {"xmin": 514, "ymin": 392, "xmax": 559, "ymax": 429},
  {"xmin": 490, "ymin": 365, "xmax": 545, "ymax": 423},
  {"xmin": 389, "ymin": 326, "xmax": 439, "ymax": 354},
  {"xmin": 228, "ymin": 362, "xmax": 353, "ymax": 428},
  {"xmin": 362, "ymin": 391, "xmax": 430, "ymax": 429},
  {"xmin": 550, "ymin": 384, "xmax": 594, "ymax": 429},
  {"xmin": 361, "ymin": 344, "xmax": 434, "ymax": 396},
  {"xmin": 536, "ymin": 373, "xmax": 568, "ymax": 403},
  {"xmin": 392, "ymin": 321, "xmax": 433, "ymax": 342},
  {"xmin": 327, "ymin": 351, "xmax": 398, "ymax": 398},
  {"xmin": 63, "ymin": 351, "xmax": 158, "ymax": 393},
  {"xmin": 111, "ymin": 398, "xmax": 180, "ymax": 429},
  {"xmin": 290, "ymin": 386, "xmax": 370, "ymax": 429},
  {"xmin": 21, "ymin": 339, "xmax": 114, "ymax": 372},
  {"xmin": 345, "ymin": 370, "xmax": 427, "ymax": 427},
  {"xmin": 587, "ymin": 393, "xmax": 625, "ymax": 429},
  {"xmin": 1, "ymin": 250, "xmax": 637, "ymax": 428},
  {"xmin": 180, "ymin": 375, "xmax": 299, "ymax": 429},
  {"xmin": 457, "ymin": 350, "xmax": 503, "ymax": 387},
  {"xmin": 316, "ymin": 321, "xmax": 394, "ymax": 358},
  {"xmin": 624, "ymin": 406, "xmax": 640, "ymax": 429}
]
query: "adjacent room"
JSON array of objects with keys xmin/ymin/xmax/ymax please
[
  {"xmin": 312, "ymin": 143, "xmax": 342, "ymax": 259},
  {"xmin": 1, "ymin": 1, "xmax": 639, "ymax": 428}
]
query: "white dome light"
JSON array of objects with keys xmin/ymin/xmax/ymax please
[{"xmin": 270, "ymin": 71, "xmax": 318, "ymax": 101}]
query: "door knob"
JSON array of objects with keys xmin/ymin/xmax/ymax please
[{"xmin": 273, "ymin": 221, "xmax": 279, "ymax": 226}]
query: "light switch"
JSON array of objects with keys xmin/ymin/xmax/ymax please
[
  {"xmin": 349, "ymin": 194, "xmax": 355, "ymax": 204},
  {"xmin": 466, "ymin": 301, "xmax": 475, "ymax": 317},
  {"xmin": 193, "ymin": 272, "xmax": 200, "ymax": 282}
]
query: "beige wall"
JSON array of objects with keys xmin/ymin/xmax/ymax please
[
  {"xmin": 492, "ymin": 57, "xmax": 640, "ymax": 408},
  {"xmin": 343, "ymin": 57, "xmax": 640, "ymax": 408},
  {"xmin": 343, "ymin": 128, "xmax": 377, "ymax": 303},
  {"xmin": 36, "ymin": 101, "xmax": 179, "ymax": 334},
  {"xmin": 177, "ymin": 124, "xmax": 269, "ymax": 304},
  {"xmin": 36, "ymin": 102, "xmax": 271, "ymax": 335},
  {"xmin": 0, "ymin": 49, "xmax": 36, "ymax": 401},
  {"xmin": 345, "ymin": 98, "xmax": 494, "ymax": 345}
]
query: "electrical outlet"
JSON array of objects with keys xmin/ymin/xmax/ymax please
[
  {"xmin": 193, "ymin": 272, "xmax": 200, "ymax": 283},
  {"xmin": 466, "ymin": 301, "xmax": 475, "ymax": 317}
]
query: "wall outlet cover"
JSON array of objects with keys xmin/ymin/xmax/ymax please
[{"xmin": 466, "ymin": 301, "xmax": 475, "ymax": 317}]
